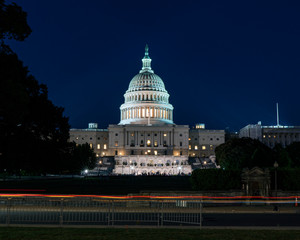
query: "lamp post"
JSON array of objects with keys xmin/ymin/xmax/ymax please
[{"xmin": 274, "ymin": 161, "xmax": 279, "ymax": 211}]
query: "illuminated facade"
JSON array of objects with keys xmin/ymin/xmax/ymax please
[
  {"xmin": 112, "ymin": 45, "xmax": 190, "ymax": 174},
  {"xmin": 239, "ymin": 122, "xmax": 300, "ymax": 148},
  {"xmin": 69, "ymin": 45, "xmax": 225, "ymax": 175}
]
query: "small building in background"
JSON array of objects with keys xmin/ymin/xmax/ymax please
[{"xmin": 239, "ymin": 121, "xmax": 300, "ymax": 148}]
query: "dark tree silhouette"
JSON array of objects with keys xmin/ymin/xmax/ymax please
[
  {"xmin": 0, "ymin": 50, "xmax": 70, "ymax": 174},
  {"xmin": 286, "ymin": 142, "xmax": 300, "ymax": 168},
  {"xmin": 0, "ymin": 1, "xmax": 96, "ymax": 174},
  {"xmin": 67, "ymin": 143, "xmax": 97, "ymax": 173},
  {"xmin": 215, "ymin": 137, "xmax": 275, "ymax": 170},
  {"xmin": 0, "ymin": 0, "xmax": 31, "ymax": 42}
]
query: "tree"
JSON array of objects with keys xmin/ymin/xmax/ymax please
[
  {"xmin": 0, "ymin": 1, "xmax": 72, "ymax": 174},
  {"xmin": 273, "ymin": 144, "xmax": 292, "ymax": 169},
  {"xmin": 0, "ymin": 50, "xmax": 70, "ymax": 174},
  {"xmin": 68, "ymin": 143, "xmax": 97, "ymax": 174},
  {"xmin": 286, "ymin": 142, "xmax": 300, "ymax": 168},
  {"xmin": 215, "ymin": 137, "xmax": 275, "ymax": 170},
  {"xmin": 0, "ymin": 0, "xmax": 31, "ymax": 42}
]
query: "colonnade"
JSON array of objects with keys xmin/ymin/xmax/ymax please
[
  {"xmin": 121, "ymin": 107, "xmax": 173, "ymax": 121},
  {"xmin": 125, "ymin": 93, "xmax": 168, "ymax": 103}
]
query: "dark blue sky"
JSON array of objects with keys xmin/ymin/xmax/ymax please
[{"xmin": 8, "ymin": 0, "xmax": 300, "ymax": 131}]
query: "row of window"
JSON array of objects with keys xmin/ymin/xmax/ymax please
[
  {"xmin": 91, "ymin": 143, "xmax": 213, "ymax": 151},
  {"xmin": 189, "ymin": 145, "xmax": 214, "ymax": 150},
  {"xmin": 75, "ymin": 136, "xmax": 107, "ymax": 141},
  {"xmin": 114, "ymin": 150, "xmax": 183, "ymax": 156},
  {"xmin": 89, "ymin": 143, "xmax": 107, "ymax": 149},
  {"xmin": 263, "ymin": 134, "xmax": 300, "ymax": 139},
  {"xmin": 115, "ymin": 140, "xmax": 183, "ymax": 147},
  {"xmin": 129, "ymin": 139, "xmax": 182, "ymax": 147},
  {"xmin": 129, "ymin": 133, "xmax": 183, "ymax": 137},
  {"xmin": 189, "ymin": 137, "xmax": 221, "ymax": 141},
  {"xmin": 116, "ymin": 133, "xmax": 170, "ymax": 137}
]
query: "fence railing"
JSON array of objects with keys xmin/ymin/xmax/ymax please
[
  {"xmin": 0, "ymin": 194, "xmax": 299, "ymax": 227},
  {"xmin": 0, "ymin": 196, "xmax": 203, "ymax": 227}
]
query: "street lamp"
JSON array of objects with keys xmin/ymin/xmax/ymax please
[{"xmin": 274, "ymin": 161, "xmax": 279, "ymax": 211}]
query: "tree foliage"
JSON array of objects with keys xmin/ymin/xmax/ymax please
[
  {"xmin": 0, "ymin": 50, "xmax": 70, "ymax": 174},
  {"xmin": 216, "ymin": 137, "xmax": 300, "ymax": 170},
  {"xmin": 285, "ymin": 142, "xmax": 300, "ymax": 168},
  {"xmin": 276, "ymin": 169, "xmax": 300, "ymax": 191},
  {"xmin": 215, "ymin": 138, "xmax": 275, "ymax": 170},
  {"xmin": 0, "ymin": 0, "xmax": 31, "ymax": 41},
  {"xmin": 0, "ymin": 1, "xmax": 96, "ymax": 174},
  {"xmin": 68, "ymin": 143, "xmax": 97, "ymax": 173}
]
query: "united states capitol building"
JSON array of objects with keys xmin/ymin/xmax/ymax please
[{"xmin": 70, "ymin": 46, "xmax": 225, "ymax": 175}]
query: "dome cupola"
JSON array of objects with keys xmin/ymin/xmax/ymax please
[{"xmin": 119, "ymin": 45, "xmax": 174, "ymax": 125}]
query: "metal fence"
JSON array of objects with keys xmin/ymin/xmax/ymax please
[{"xmin": 0, "ymin": 197, "xmax": 202, "ymax": 227}]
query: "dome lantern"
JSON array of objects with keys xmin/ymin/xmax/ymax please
[{"xmin": 140, "ymin": 44, "xmax": 153, "ymax": 73}]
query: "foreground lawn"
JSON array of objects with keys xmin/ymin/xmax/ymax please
[{"xmin": 1, "ymin": 227, "xmax": 300, "ymax": 240}]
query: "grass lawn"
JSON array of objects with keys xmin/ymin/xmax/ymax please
[{"xmin": 1, "ymin": 227, "xmax": 300, "ymax": 240}]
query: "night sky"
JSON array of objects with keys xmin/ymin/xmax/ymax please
[{"xmin": 8, "ymin": 0, "xmax": 300, "ymax": 131}]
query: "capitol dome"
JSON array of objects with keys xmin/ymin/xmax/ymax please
[
  {"xmin": 119, "ymin": 45, "xmax": 174, "ymax": 125},
  {"xmin": 127, "ymin": 72, "xmax": 167, "ymax": 93}
]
